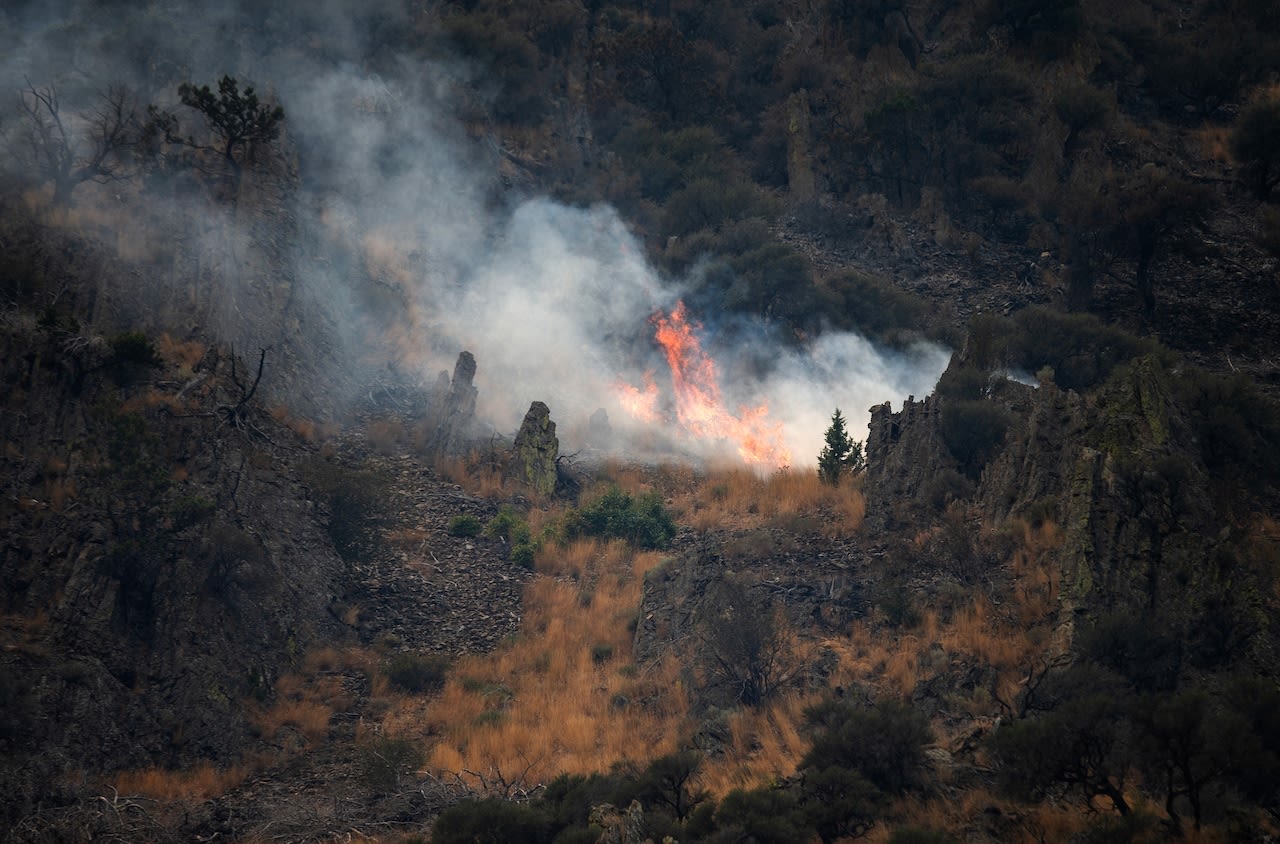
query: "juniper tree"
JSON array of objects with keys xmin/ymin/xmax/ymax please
[
  {"xmin": 818, "ymin": 408, "xmax": 864, "ymax": 485},
  {"xmin": 149, "ymin": 75, "xmax": 284, "ymax": 193}
]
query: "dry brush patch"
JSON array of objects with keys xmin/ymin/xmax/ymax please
[
  {"xmin": 111, "ymin": 761, "xmax": 251, "ymax": 803},
  {"xmin": 674, "ymin": 466, "xmax": 865, "ymax": 535},
  {"xmin": 699, "ymin": 691, "xmax": 821, "ymax": 797},
  {"xmin": 434, "ymin": 451, "xmax": 514, "ymax": 499},
  {"xmin": 155, "ymin": 333, "xmax": 207, "ymax": 375},
  {"xmin": 882, "ymin": 787, "xmax": 1091, "ymax": 844},
  {"xmin": 819, "ymin": 520, "xmax": 1063, "ymax": 714},
  {"xmin": 247, "ymin": 646, "xmax": 379, "ymax": 746},
  {"xmin": 417, "ymin": 543, "xmax": 689, "ymax": 790}
]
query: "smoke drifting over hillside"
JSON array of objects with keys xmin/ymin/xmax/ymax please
[{"xmin": 1, "ymin": 1, "xmax": 948, "ymax": 466}]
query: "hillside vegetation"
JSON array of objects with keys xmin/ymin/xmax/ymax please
[{"xmin": 2, "ymin": 0, "xmax": 1280, "ymax": 841}]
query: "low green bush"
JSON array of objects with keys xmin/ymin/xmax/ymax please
[
  {"xmin": 447, "ymin": 514, "xmax": 484, "ymax": 537},
  {"xmin": 563, "ymin": 486, "xmax": 676, "ymax": 550}
]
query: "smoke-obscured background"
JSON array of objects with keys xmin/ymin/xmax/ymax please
[{"xmin": 1, "ymin": 0, "xmax": 948, "ymax": 465}]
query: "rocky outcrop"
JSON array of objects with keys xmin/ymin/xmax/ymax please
[
  {"xmin": 511, "ymin": 401, "xmax": 558, "ymax": 496},
  {"xmin": 590, "ymin": 800, "xmax": 648, "ymax": 844},
  {"xmin": 864, "ymin": 354, "xmax": 1245, "ymax": 643},
  {"xmin": 422, "ymin": 351, "xmax": 479, "ymax": 455},
  {"xmin": 864, "ymin": 394, "xmax": 951, "ymax": 531}
]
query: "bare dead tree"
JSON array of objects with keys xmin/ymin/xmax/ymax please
[
  {"xmin": 699, "ymin": 579, "xmax": 798, "ymax": 707},
  {"xmin": 220, "ymin": 346, "xmax": 270, "ymax": 429},
  {"xmin": 16, "ymin": 80, "xmax": 139, "ymax": 206}
]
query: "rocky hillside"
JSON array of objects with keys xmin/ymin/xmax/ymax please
[{"xmin": 3, "ymin": 0, "xmax": 1280, "ymax": 840}]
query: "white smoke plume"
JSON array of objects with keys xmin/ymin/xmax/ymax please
[{"xmin": 1, "ymin": 2, "xmax": 949, "ymax": 467}]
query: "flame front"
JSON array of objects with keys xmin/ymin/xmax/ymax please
[
  {"xmin": 616, "ymin": 302, "xmax": 792, "ymax": 467},
  {"xmin": 614, "ymin": 370, "xmax": 660, "ymax": 422}
]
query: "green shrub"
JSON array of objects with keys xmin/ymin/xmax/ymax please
[
  {"xmin": 940, "ymin": 399, "xmax": 1010, "ymax": 479},
  {"xmin": 440, "ymin": 13, "xmax": 547, "ymax": 125},
  {"xmin": 934, "ymin": 364, "xmax": 989, "ymax": 403},
  {"xmin": 611, "ymin": 122, "xmax": 737, "ymax": 202},
  {"xmin": 877, "ymin": 577, "xmax": 921, "ymax": 629},
  {"xmin": 485, "ymin": 506, "xmax": 542, "ymax": 568},
  {"xmin": 1009, "ymin": 308, "xmax": 1160, "ymax": 392},
  {"xmin": 484, "ymin": 505, "xmax": 524, "ymax": 542},
  {"xmin": 802, "ymin": 699, "xmax": 934, "ymax": 795},
  {"xmin": 661, "ymin": 176, "xmax": 763, "ymax": 239},
  {"xmin": 386, "ymin": 652, "xmax": 449, "ymax": 694},
  {"xmin": 448, "ymin": 514, "xmax": 484, "ymax": 537},
  {"xmin": 510, "ymin": 540, "xmax": 538, "ymax": 570},
  {"xmin": 431, "ymin": 798, "xmax": 555, "ymax": 844},
  {"xmin": 821, "ymin": 271, "xmax": 937, "ymax": 347},
  {"xmin": 714, "ymin": 785, "xmax": 806, "ymax": 844},
  {"xmin": 1173, "ymin": 368, "xmax": 1280, "ymax": 488},
  {"xmin": 109, "ymin": 330, "xmax": 162, "ymax": 368},
  {"xmin": 980, "ymin": 0, "xmax": 1084, "ymax": 59},
  {"xmin": 563, "ymin": 487, "xmax": 675, "ymax": 550}
]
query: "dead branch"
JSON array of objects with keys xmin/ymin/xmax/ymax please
[
  {"xmin": 220, "ymin": 346, "xmax": 269, "ymax": 429},
  {"xmin": 17, "ymin": 79, "xmax": 139, "ymax": 205}
]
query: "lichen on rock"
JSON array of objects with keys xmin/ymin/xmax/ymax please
[{"xmin": 512, "ymin": 400, "xmax": 558, "ymax": 496}]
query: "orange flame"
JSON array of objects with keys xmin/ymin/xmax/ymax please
[
  {"xmin": 616, "ymin": 302, "xmax": 791, "ymax": 467},
  {"xmin": 614, "ymin": 370, "xmax": 660, "ymax": 422}
]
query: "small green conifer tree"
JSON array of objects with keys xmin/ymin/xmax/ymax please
[{"xmin": 818, "ymin": 408, "xmax": 864, "ymax": 485}]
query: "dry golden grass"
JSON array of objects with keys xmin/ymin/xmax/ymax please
[
  {"xmin": 247, "ymin": 646, "xmax": 383, "ymax": 746},
  {"xmin": 1195, "ymin": 125, "xmax": 1234, "ymax": 163},
  {"xmin": 1014, "ymin": 802, "xmax": 1094, "ymax": 843},
  {"xmin": 1009, "ymin": 520, "xmax": 1063, "ymax": 628},
  {"xmin": 416, "ymin": 543, "xmax": 690, "ymax": 789},
  {"xmin": 155, "ymin": 333, "xmax": 206, "ymax": 375},
  {"xmin": 378, "ymin": 473, "xmax": 1063, "ymax": 808},
  {"xmin": 699, "ymin": 692, "xmax": 820, "ymax": 797},
  {"xmin": 253, "ymin": 699, "xmax": 333, "ymax": 744},
  {"xmin": 113, "ymin": 762, "xmax": 248, "ymax": 802},
  {"xmin": 815, "ymin": 519, "xmax": 1062, "ymax": 713},
  {"xmin": 674, "ymin": 466, "xmax": 864, "ymax": 536},
  {"xmin": 120, "ymin": 388, "xmax": 189, "ymax": 414},
  {"xmin": 941, "ymin": 595, "xmax": 1027, "ymax": 672},
  {"xmin": 435, "ymin": 453, "xmax": 516, "ymax": 499},
  {"xmin": 268, "ymin": 406, "xmax": 320, "ymax": 442}
]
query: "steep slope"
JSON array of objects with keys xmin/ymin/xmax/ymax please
[{"xmin": 0, "ymin": 312, "xmax": 353, "ymax": 823}]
